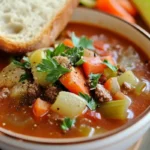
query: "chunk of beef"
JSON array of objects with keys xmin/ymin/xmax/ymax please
[
  {"xmin": 117, "ymin": 66, "xmax": 126, "ymax": 76},
  {"xmin": 95, "ymin": 84, "xmax": 112, "ymax": 102},
  {"xmin": 99, "ymin": 74, "xmax": 107, "ymax": 85},
  {"xmin": 27, "ymin": 83, "xmax": 41, "ymax": 105},
  {"xmin": 53, "ymin": 56, "xmax": 71, "ymax": 68},
  {"xmin": 44, "ymin": 86, "xmax": 60, "ymax": 104},
  {"xmin": 0, "ymin": 88, "xmax": 10, "ymax": 99}
]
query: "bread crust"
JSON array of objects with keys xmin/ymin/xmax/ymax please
[{"xmin": 0, "ymin": 0, "xmax": 79, "ymax": 53}]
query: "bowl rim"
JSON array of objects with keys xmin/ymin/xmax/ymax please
[{"xmin": 0, "ymin": 7, "xmax": 150, "ymax": 146}]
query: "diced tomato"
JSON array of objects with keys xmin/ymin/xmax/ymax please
[{"xmin": 33, "ymin": 98, "xmax": 51, "ymax": 118}]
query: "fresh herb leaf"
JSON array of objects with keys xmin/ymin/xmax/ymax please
[
  {"xmin": 19, "ymin": 72, "xmax": 30, "ymax": 82},
  {"xmin": 37, "ymin": 54, "xmax": 70, "ymax": 83},
  {"xmin": 79, "ymin": 93, "xmax": 97, "ymax": 110},
  {"xmin": 89, "ymin": 73, "xmax": 101, "ymax": 90},
  {"xmin": 71, "ymin": 32, "xmax": 94, "ymax": 50},
  {"xmin": 103, "ymin": 60, "xmax": 118, "ymax": 72},
  {"xmin": 61, "ymin": 118, "xmax": 75, "ymax": 131},
  {"xmin": 62, "ymin": 47, "xmax": 84, "ymax": 65},
  {"xmin": 52, "ymin": 44, "xmax": 66, "ymax": 57},
  {"xmin": 75, "ymin": 57, "xmax": 85, "ymax": 66},
  {"xmin": 13, "ymin": 56, "xmax": 31, "ymax": 69}
]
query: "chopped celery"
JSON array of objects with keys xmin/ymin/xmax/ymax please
[
  {"xmin": 117, "ymin": 71, "xmax": 139, "ymax": 88},
  {"xmin": 80, "ymin": 0, "xmax": 96, "ymax": 8},
  {"xmin": 104, "ymin": 68, "xmax": 117, "ymax": 79},
  {"xmin": 29, "ymin": 49, "xmax": 48, "ymax": 86},
  {"xmin": 104, "ymin": 77, "xmax": 120, "ymax": 94},
  {"xmin": 135, "ymin": 81, "xmax": 146, "ymax": 95},
  {"xmin": 98, "ymin": 100, "xmax": 130, "ymax": 120}
]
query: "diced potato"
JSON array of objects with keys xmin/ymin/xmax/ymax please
[
  {"xmin": 98, "ymin": 100, "xmax": 130, "ymax": 120},
  {"xmin": 10, "ymin": 81, "xmax": 29, "ymax": 104},
  {"xmin": 117, "ymin": 71, "xmax": 139, "ymax": 87},
  {"xmin": 104, "ymin": 77, "xmax": 120, "ymax": 94},
  {"xmin": 51, "ymin": 91, "xmax": 87, "ymax": 118},
  {"xmin": 29, "ymin": 49, "xmax": 48, "ymax": 86},
  {"xmin": 0, "ymin": 63, "xmax": 25, "ymax": 88}
]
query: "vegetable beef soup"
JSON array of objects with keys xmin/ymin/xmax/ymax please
[{"xmin": 0, "ymin": 23, "xmax": 150, "ymax": 138}]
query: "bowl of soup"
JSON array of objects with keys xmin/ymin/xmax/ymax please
[{"xmin": 0, "ymin": 7, "xmax": 149, "ymax": 150}]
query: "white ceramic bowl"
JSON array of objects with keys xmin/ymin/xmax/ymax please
[{"xmin": 0, "ymin": 8, "xmax": 150, "ymax": 150}]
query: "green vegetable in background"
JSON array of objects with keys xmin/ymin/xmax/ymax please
[{"xmin": 80, "ymin": 0, "xmax": 96, "ymax": 8}]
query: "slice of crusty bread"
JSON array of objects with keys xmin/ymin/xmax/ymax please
[{"xmin": 0, "ymin": 0, "xmax": 79, "ymax": 53}]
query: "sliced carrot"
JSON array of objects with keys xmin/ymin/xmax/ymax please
[
  {"xmin": 104, "ymin": 77, "xmax": 120, "ymax": 94},
  {"xmin": 96, "ymin": 0, "xmax": 135, "ymax": 23},
  {"xmin": 60, "ymin": 67, "xmax": 90, "ymax": 95},
  {"xmin": 117, "ymin": 0, "xmax": 137, "ymax": 16},
  {"xmin": 63, "ymin": 39, "xmax": 74, "ymax": 48},
  {"xmin": 83, "ymin": 56, "xmax": 106, "ymax": 76},
  {"xmin": 33, "ymin": 98, "xmax": 51, "ymax": 118}
]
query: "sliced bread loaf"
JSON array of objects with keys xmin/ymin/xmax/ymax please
[{"xmin": 0, "ymin": 0, "xmax": 79, "ymax": 53}]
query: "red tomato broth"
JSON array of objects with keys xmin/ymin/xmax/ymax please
[{"xmin": 0, "ymin": 22, "xmax": 150, "ymax": 138}]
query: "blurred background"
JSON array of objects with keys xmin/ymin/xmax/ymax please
[{"xmin": 79, "ymin": 0, "xmax": 150, "ymax": 33}]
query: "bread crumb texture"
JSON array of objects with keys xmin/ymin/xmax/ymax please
[{"xmin": 0, "ymin": 0, "xmax": 68, "ymax": 42}]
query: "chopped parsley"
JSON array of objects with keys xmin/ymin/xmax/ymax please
[
  {"xmin": 37, "ymin": 51, "xmax": 70, "ymax": 83},
  {"xmin": 103, "ymin": 60, "xmax": 118, "ymax": 72},
  {"xmin": 62, "ymin": 46, "xmax": 84, "ymax": 65},
  {"xmin": 89, "ymin": 73, "xmax": 101, "ymax": 90},
  {"xmin": 52, "ymin": 44, "xmax": 66, "ymax": 57},
  {"xmin": 79, "ymin": 93, "xmax": 97, "ymax": 110},
  {"xmin": 61, "ymin": 118, "xmax": 75, "ymax": 131},
  {"xmin": 71, "ymin": 32, "xmax": 94, "ymax": 50},
  {"xmin": 13, "ymin": 56, "xmax": 31, "ymax": 69},
  {"xmin": 19, "ymin": 72, "xmax": 30, "ymax": 82}
]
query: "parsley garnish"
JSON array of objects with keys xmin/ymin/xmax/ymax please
[
  {"xmin": 62, "ymin": 46, "xmax": 84, "ymax": 65},
  {"xmin": 89, "ymin": 73, "xmax": 101, "ymax": 90},
  {"xmin": 13, "ymin": 56, "xmax": 31, "ymax": 69},
  {"xmin": 71, "ymin": 32, "xmax": 94, "ymax": 50},
  {"xmin": 19, "ymin": 72, "xmax": 30, "ymax": 82},
  {"xmin": 37, "ymin": 52, "xmax": 70, "ymax": 83},
  {"xmin": 103, "ymin": 60, "xmax": 118, "ymax": 72},
  {"xmin": 52, "ymin": 44, "xmax": 66, "ymax": 57},
  {"xmin": 79, "ymin": 93, "xmax": 97, "ymax": 110},
  {"xmin": 61, "ymin": 118, "xmax": 75, "ymax": 131}
]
